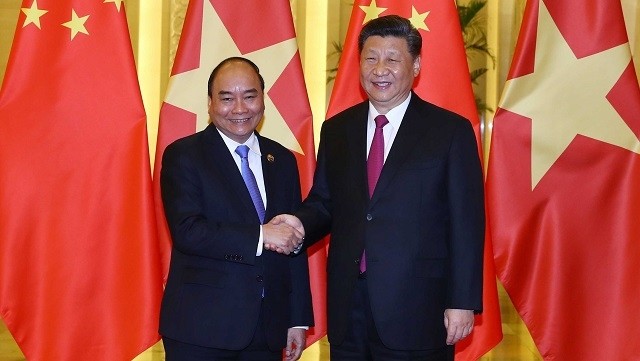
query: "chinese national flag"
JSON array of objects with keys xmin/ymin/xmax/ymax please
[
  {"xmin": 328, "ymin": 1, "xmax": 502, "ymax": 360},
  {"xmin": 153, "ymin": 0, "xmax": 325, "ymax": 346},
  {"xmin": 487, "ymin": 0, "xmax": 640, "ymax": 359},
  {"xmin": 0, "ymin": 0, "xmax": 163, "ymax": 360}
]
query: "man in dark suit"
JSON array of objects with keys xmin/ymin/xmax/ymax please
[
  {"xmin": 274, "ymin": 16, "xmax": 484, "ymax": 360},
  {"xmin": 159, "ymin": 57, "xmax": 313, "ymax": 361}
]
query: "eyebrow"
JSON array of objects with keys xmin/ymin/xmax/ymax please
[{"xmin": 217, "ymin": 88, "xmax": 259, "ymax": 96}]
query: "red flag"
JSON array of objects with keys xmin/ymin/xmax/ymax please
[
  {"xmin": 152, "ymin": 0, "xmax": 325, "ymax": 345},
  {"xmin": 487, "ymin": 0, "xmax": 640, "ymax": 359},
  {"xmin": 0, "ymin": 0, "xmax": 163, "ymax": 360},
  {"xmin": 328, "ymin": 1, "xmax": 502, "ymax": 359}
]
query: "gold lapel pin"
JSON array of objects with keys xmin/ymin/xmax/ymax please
[{"xmin": 267, "ymin": 154, "xmax": 275, "ymax": 162}]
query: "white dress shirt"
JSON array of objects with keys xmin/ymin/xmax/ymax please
[
  {"xmin": 366, "ymin": 92, "xmax": 412, "ymax": 161},
  {"xmin": 217, "ymin": 129, "xmax": 266, "ymax": 256}
]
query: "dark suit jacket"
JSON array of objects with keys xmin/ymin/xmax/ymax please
[
  {"xmin": 296, "ymin": 93, "xmax": 484, "ymax": 350},
  {"xmin": 159, "ymin": 124, "xmax": 313, "ymax": 350}
]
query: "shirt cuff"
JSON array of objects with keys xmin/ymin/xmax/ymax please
[{"xmin": 256, "ymin": 225, "xmax": 264, "ymax": 256}]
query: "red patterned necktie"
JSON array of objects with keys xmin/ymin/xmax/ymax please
[{"xmin": 361, "ymin": 115, "xmax": 389, "ymax": 273}]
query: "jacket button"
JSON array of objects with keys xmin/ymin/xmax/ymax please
[
  {"xmin": 366, "ymin": 214, "xmax": 372, "ymax": 221},
  {"xmin": 354, "ymin": 258, "xmax": 360, "ymax": 264},
  {"xmin": 256, "ymin": 275, "xmax": 263, "ymax": 282}
]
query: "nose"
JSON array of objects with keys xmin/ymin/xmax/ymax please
[
  {"xmin": 232, "ymin": 100, "xmax": 247, "ymax": 114},
  {"xmin": 372, "ymin": 61, "xmax": 389, "ymax": 76}
]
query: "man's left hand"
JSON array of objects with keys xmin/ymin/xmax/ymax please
[
  {"xmin": 444, "ymin": 308, "xmax": 474, "ymax": 345},
  {"xmin": 285, "ymin": 327, "xmax": 306, "ymax": 361}
]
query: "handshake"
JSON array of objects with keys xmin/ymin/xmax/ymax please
[{"xmin": 263, "ymin": 214, "xmax": 305, "ymax": 255}]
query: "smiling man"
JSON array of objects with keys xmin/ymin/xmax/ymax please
[
  {"xmin": 159, "ymin": 57, "xmax": 313, "ymax": 361},
  {"xmin": 274, "ymin": 15, "xmax": 485, "ymax": 360}
]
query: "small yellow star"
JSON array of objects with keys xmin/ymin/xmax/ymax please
[
  {"xmin": 359, "ymin": 0, "xmax": 387, "ymax": 24},
  {"xmin": 408, "ymin": 6, "xmax": 430, "ymax": 32},
  {"xmin": 21, "ymin": 0, "xmax": 48, "ymax": 29},
  {"xmin": 104, "ymin": 0, "xmax": 125, "ymax": 12},
  {"xmin": 62, "ymin": 9, "xmax": 89, "ymax": 40}
]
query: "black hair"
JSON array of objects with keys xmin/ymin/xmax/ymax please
[
  {"xmin": 358, "ymin": 15, "xmax": 422, "ymax": 58},
  {"xmin": 207, "ymin": 57, "xmax": 265, "ymax": 97}
]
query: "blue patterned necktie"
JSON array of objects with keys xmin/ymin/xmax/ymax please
[{"xmin": 235, "ymin": 145, "xmax": 265, "ymax": 224}]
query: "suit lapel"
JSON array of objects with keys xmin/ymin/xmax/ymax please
[
  {"xmin": 370, "ymin": 95, "xmax": 429, "ymax": 206},
  {"xmin": 258, "ymin": 135, "xmax": 277, "ymax": 222},
  {"xmin": 202, "ymin": 125, "xmax": 260, "ymax": 222},
  {"xmin": 349, "ymin": 104, "xmax": 370, "ymax": 202}
]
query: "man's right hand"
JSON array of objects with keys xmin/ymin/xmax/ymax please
[{"xmin": 263, "ymin": 216, "xmax": 304, "ymax": 254}]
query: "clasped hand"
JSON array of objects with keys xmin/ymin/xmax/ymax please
[{"xmin": 263, "ymin": 214, "xmax": 305, "ymax": 255}]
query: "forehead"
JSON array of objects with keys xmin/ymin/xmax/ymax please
[
  {"xmin": 213, "ymin": 62, "xmax": 262, "ymax": 91},
  {"xmin": 361, "ymin": 35, "xmax": 410, "ymax": 55}
]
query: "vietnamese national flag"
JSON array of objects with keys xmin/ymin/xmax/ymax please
[
  {"xmin": 487, "ymin": 0, "xmax": 640, "ymax": 359},
  {"xmin": 152, "ymin": 0, "xmax": 325, "ymax": 346},
  {"xmin": 0, "ymin": 0, "xmax": 164, "ymax": 360},
  {"xmin": 327, "ymin": 1, "xmax": 502, "ymax": 360}
]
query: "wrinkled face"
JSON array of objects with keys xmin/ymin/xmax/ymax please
[
  {"xmin": 208, "ymin": 61, "xmax": 265, "ymax": 143},
  {"xmin": 359, "ymin": 35, "xmax": 420, "ymax": 114}
]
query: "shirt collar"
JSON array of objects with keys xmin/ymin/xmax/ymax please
[
  {"xmin": 368, "ymin": 92, "xmax": 411, "ymax": 127},
  {"xmin": 217, "ymin": 129, "xmax": 262, "ymax": 157}
]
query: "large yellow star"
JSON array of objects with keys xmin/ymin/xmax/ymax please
[
  {"xmin": 408, "ymin": 6, "xmax": 429, "ymax": 31},
  {"xmin": 164, "ymin": 1, "xmax": 303, "ymax": 154},
  {"xmin": 61, "ymin": 9, "xmax": 89, "ymax": 40},
  {"xmin": 499, "ymin": 1, "xmax": 640, "ymax": 189},
  {"xmin": 359, "ymin": 0, "xmax": 387, "ymax": 24},
  {"xmin": 21, "ymin": 0, "xmax": 48, "ymax": 29},
  {"xmin": 104, "ymin": 0, "xmax": 125, "ymax": 12}
]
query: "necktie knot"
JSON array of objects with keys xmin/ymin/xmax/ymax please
[
  {"xmin": 374, "ymin": 115, "xmax": 389, "ymax": 129},
  {"xmin": 235, "ymin": 144, "xmax": 249, "ymax": 159}
]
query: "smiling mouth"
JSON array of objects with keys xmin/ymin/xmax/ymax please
[
  {"xmin": 229, "ymin": 118, "xmax": 251, "ymax": 124},
  {"xmin": 373, "ymin": 81, "xmax": 391, "ymax": 88}
]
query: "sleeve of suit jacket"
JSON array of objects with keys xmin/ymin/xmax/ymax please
[
  {"xmin": 285, "ymin": 159, "xmax": 314, "ymax": 327},
  {"xmin": 295, "ymin": 119, "xmax": 334, "ymax": 244},
  {"xmin": 445, "ymin": 118, "xmax": 485, "ymax": 311}
]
